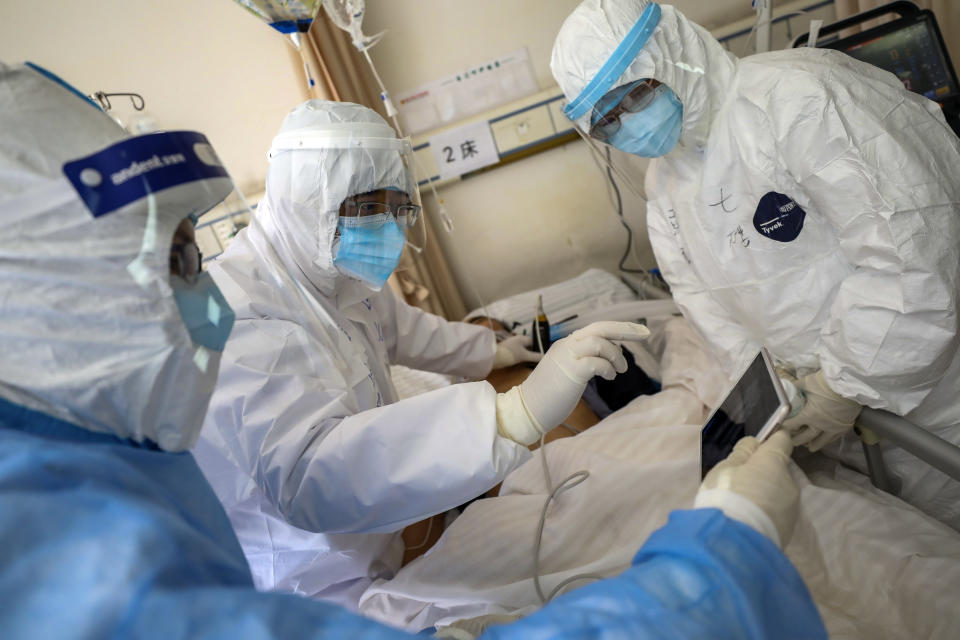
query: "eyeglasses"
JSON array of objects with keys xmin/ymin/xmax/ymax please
[
  {"xmin": 340, "ymin": 200, "xmax": 422, "ymax": 228},
  {"xmin": 589, "ymin": 80, "xmax": 659, "ymax": 142},
  {"xmin": 170, "ymin": 241, "xmax": 202, "ymax": 284}
]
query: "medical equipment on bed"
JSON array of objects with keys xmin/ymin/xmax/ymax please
[
  {"xmin": 529, "ymin": 309, "xmax": 604, "ymax": 604},
  {"xmin": 700, "ymin": 349, "xmax": 790, "ymax": 478},
  {"xmin": 530, "ymin": 295, "xmax": 551, "ymax": 356},
  {"xmin": 549, "ymin": 299, "xmax": 678, "ymax": 340}
]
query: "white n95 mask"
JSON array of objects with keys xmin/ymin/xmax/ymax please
[{"xmin": 605, "ymin": 85, "xmax": 684, "ymax": 158}]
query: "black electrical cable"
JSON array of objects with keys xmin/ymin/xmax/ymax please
[{"xmin": 605, "ymin": 147, "xmax": 646, "ymax": 274}]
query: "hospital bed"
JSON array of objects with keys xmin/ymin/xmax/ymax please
[{"xmin": 376, "ymin": 269, "xmax": 960, "ymax": 639}]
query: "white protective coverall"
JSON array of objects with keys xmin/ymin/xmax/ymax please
[
  {"xmin": 193, "ymin": 101, "xmax": 531, "ymax": 609},
  {"xmin": 552, "ymin": 2, "xmax": 960, "ymax": 527}
]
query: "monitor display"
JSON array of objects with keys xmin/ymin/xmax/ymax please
[
  {"xmin": 838, "ymin": 18, "xmax": 958, "ymax": 101},
  {"xmin": 700, "ymin": 352, "xmax": 785, "ymax": 477}
]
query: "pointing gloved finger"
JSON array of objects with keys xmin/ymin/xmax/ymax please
[
  {"xmin": 567, "ymin": 335, "xmax": 627, "ymax": 372},
  {"xmin": 575, "ymin": 321, "xmax": 651, "ymax": 342}
]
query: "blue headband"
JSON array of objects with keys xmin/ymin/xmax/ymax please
[
  {"xmin": 63, "ymin": 131, "xmax": 230, "ymax": 218},
  {"xmin": 563, "ymin": 3, "xmax": 662, "ymax": 122}
]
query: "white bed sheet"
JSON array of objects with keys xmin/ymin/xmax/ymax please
[{"xmin": 361, "ymin": 318, "xmax": 960, "ymax": 639}]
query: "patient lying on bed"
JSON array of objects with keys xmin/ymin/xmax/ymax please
[{"xmin": 374, "ymin": 316, "xmax": 960, "ymax": 640}]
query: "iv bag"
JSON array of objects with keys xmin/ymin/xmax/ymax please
[{"xmin": 233, "ymin": 0, "xmax": 322, "ymax": 38}]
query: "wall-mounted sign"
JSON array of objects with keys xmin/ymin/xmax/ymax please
[{"xmin": 428, "ymin": 120, "xmax": 499, "ymax": 180}]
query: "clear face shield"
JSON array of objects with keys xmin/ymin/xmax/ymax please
[
  {"xmin": 49, "ymin": 128, "xmax": 251, "ymax": 450},
  {"xmin": 560, "ymin": 1, "xmax": 673, "ymax": 202},
  {"xmin": 63, "ymin": 130, "xmax": 244, "ymax": 356},
  {"xmin": 268, "ymin": 123, "xmax": 425, "ymax": 291}
]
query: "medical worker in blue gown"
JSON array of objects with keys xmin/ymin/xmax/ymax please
[{"xmin": 0, "ymin": 61, "xmax": 826, "ymax": 639}]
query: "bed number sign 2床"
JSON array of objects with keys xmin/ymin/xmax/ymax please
[{"xmin": 428, "ymin": 120, "xmax": 500, "ymax": 181}]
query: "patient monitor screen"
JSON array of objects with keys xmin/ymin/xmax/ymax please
[
  {"xmin": 837, "ymin": 18, "xmax": 958, "ymax": 102},
  {"xmin": 700, "ymin": 352, "xmax": 785, "ymax": 478}
]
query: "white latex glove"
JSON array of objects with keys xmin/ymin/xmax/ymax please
[
  {"xmin": 781, "ymin": 370, "xmax": 861, "ymax": 452},
  {"xmin": 494, "ymin": 322, "xmax": 650, "ymax": 445},
  {"xmin": 492, "ymin": 334, "xmax": 543, "ymax": 369},
  {"xmin": 695, "ymin": 431, "xmax": 799, "ymax": 548}
]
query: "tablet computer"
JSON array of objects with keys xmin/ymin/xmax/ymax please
[{"xmin": 700, "ymin": 348, "xmax": 790, "ymax": 478}]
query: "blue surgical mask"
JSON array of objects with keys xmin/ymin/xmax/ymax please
[
  {"xmin": 333, "ymin": 213, "xmax": 406, "ymax": 290},
  {"xmin": 608, "ymin": 85, "xmax": 684, "ymax": 158},
  {"xmin": 170, "ymin": 272, "xmax": 236, "ymax": 352}
]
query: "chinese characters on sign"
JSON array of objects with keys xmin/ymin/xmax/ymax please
[
  {"xmin": 458, "ymin": 139, "xmax": 479, "ymax": 159},
  {"xmin": 428, "ymin": 120, "xmax": 499, "ymax": 180}
]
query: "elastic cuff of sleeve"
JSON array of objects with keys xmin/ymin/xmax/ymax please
[
  {"xmin": 694, "ymin": 488, "xmax": 781, "ymax": 548},
  {"xmin": 495, "ymin": 386, "xmax": 545, "ymax": 446}
]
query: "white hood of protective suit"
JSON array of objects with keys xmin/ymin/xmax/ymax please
[
  {"xmin": 252, "ymin": 100, "xmax": 409, "ymax": 306},
  {"xmin": 551, "ymin": 2, "xmax": 736, "ymax": 151},
  {"xmin": 0, "ymin": 62, "xmax": 230, "ymax": 451}
]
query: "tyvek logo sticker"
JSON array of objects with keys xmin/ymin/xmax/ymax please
[{"xmin": 753, "ymin": 192, "xmax": 806, "ymax": 242}]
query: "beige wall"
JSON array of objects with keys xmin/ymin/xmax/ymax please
[
  {"xmin": 1, "ymin": 0, "xmax": 834, "ymax": 311},
  {"xmin": 0, "ymin": 0, "xmax": 308, "ymax": 195},
  {"xmin": 362, "ymin": 0, "xmax": 758, "ymax": 309}
]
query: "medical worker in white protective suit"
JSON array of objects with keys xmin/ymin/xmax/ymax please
[
  {"xmin": 552, "ymin": 0, "xmax": 960, "ymax": 528},
  {"xmin": 0, "ymin": 61, "xmax": 829, "ymax": 640},
  {"xmin": 192, "ymin": 100, "xmax": 657, "ymax": 608}
]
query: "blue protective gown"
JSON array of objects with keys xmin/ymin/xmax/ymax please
[{"xmin": 0, "ymin": 397, "xmax": 826, "ymax": 639}]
